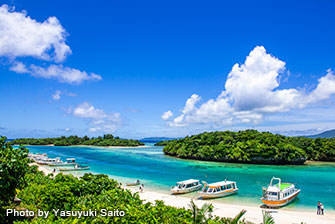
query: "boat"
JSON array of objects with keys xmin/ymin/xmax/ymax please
[
  {"xmin": 260, "ymin": 177, "xmax": 300, "ymax": 208},
  {"xmin": 199, "ymin": 180, "xmax": 238, "ymax": 199},
  {"xmin": 126, "ymin": 180, "xmax": 141, "ymax": 186},
  {"xmin": 58, "ymin": 164, "xmax": 90, "ymax": 171},
  {"xmin": 171, "ymin": 179, "xmax": 202, "ymax": 194},
  {"xmin": 36, "ymin": 157, "xmax": 62, "ymax": 165},
  {"xmin": 48, "ymin": 158, "xmax": 77, "ymax": 166}
]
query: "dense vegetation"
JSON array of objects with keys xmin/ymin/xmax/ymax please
[
  {"xmin": 10, "ymin": 134, "xmax": 144, "ymax": 147},
  {"xmin": 1, "ymin": 136, "xmax": 254, "ymax": 223},
  {"xmin": 159, "ymin": 130, "xmax": 335, "ymax": 165}
]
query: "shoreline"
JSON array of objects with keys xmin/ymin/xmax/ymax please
[
  {"xmin": 32, "ymin": 163, "xmax": 335, "ymax": 224},
  {"xmin": 16, "ymin": 144, "xmax": 149, "ymax": 148}
]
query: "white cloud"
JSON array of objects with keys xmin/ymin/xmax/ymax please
[
  {"xmin": 73, "ymin": 102, "xmax": 107, "ymax": 119},
  {"xmin": 0, "ymin": 5, "xmax": 101, "ymax": 84},
  {"xmin": 52, "ymin": 90, "xmax": 61, "ymax": 101},
  {"xmin": 161, "ymin": 110, "xmax": 173, "ymax": 120},
  {"xmin": 9, "ymin": 61, "xmax": 28, "ymax": 73},
  {"xmin": 0, "ymin": 5, "xmax": 71, "ymax": 62},
  {"xmin": 165, "ymin": 46, "xmax": 335, "ymax": 127},
  {"xmin": 29, "ymin": 64, "xmax": 102, "ymax": 84},
  {"xmin": 73, "ymin": 102, "xmax": 122, "ymax": 132},
  {"xmin": 308, "ymin": 69, "xmax": 335, "ymax": 102}
]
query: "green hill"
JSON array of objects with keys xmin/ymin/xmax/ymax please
[
  {"xmin": 160, "ymin": 130, "xmax": 335, "ymax": 165},
  {"xmin": 305, "ymin": 129, "xmax": 335, "ymax": 138},
  {"xmin": 10, "ymin": 134, "xmax": 144, "ymax": 147}
]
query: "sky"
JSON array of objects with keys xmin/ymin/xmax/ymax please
[{"xmin": 1, "ymin": 0, "xmax": 335, "ymax": 139}]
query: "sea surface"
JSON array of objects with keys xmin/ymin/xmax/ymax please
[{"xmin": 20, "ymin": 144, "xmax": 335, "ymax": 211}]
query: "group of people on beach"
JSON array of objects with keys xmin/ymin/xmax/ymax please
[{"xmin": 317, "ymin": 202, "xmax": 324, "ymax": 215}]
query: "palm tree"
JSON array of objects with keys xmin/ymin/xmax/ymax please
[
  {"xmin": 230, "ymin": 209, "xmax": 247, "ymax": 224},
  {"xmin": 262, "ymin": 210, "xmax": 275, "ymax": 224},
  {"xmin": 189, "ymin": 199, "xmax": 213, "ymax": 223}
]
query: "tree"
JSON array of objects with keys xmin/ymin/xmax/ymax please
[
  {"xmin": 0, "ymin": 136, "xmax": 29, "ymax": 207},
  {"xmin": 189, "ymin": 199, "xmax": 213, "ymax": 223},
  {"xmin": 262, "ymin": 210, "xmax": 275, "ymax": 224},
  {"xmin": 0, "ymin": 136, "xmax": 30, "ymax": 222}
]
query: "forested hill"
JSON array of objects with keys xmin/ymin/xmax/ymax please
[
  {"xmin": 10, "ymin": 134, "xmax": 144, "ymax": 147},
  {"xmin": 160, "ymin": 130, "xmax": 335, "ymax": 165},
  {"xmin": 305, "ymin": 129, "xmax": 335, "ymax": 138}
]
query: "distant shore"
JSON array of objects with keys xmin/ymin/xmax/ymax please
[
  {"xmin": 32, "ymin": 163, "xmax": 335, "ymax": 224},
  {"xmin": 15, "ymin": 144, "xmax": 149, "ymax": 148}
]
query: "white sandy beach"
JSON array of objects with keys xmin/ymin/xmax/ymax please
[
  {"xmin": 31, "ymin": 163, "xmax": 334, "ymax": 224},
  {"xmin": 126, "ymin": 186, "xmax": 335, "ymax": 224}
]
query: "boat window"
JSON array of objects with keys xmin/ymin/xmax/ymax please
[
  {"xmin": 232, "ymin": 183, "xmax": 236, "ymax": 189},
  {"xmin": 208, "ymin": 188, "xmax": 213, "ymax": 193},
  {"xmin": 226, "ymin": 184, "xmax": 232, "ymax": 189},
  {"xmin": 213, "ymin": 189, "xmax": 216, "ymax": 193},
  {"xmin": 186, "ymin": 184, "xmax": 191, "ymax": 188},
  {"xmin": 268, "ymin": 192, "xmax": 277, "ymax": 196},
  {"xmin": 216, "ymin": 187, "xmax": 221, "ymax": 192}
]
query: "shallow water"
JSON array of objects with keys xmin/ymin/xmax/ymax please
[{"xmin": 22, "ymin": 144, "xmax": 335, "ymax": 211}]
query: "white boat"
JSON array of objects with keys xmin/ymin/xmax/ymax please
[
  {"xmin": 58, "ymin": 164, "xmax": 90, "ymax": 171},
  {"xmin": 126, "ymin": 180, "xmax": 141, "ymax": 186},
  {"xmin": 261, "ymin": 177, "xmax": 300, "ymax": 208},
  {"xmin": 199, "ymin": 180, "xmax": 238, "ymax": 199},
  {"xmin": 36, "ymin": 157, "xmax": 62, "ymax": 165},
  {"xmin": 48, "ymin": 158, "xmax": 77, "ymax": 166},
  {"xmin": 171, "ymin": 179, "xmax": 202, "ymax": 194}
]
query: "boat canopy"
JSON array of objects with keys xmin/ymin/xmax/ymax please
[
  {"xmin": 66, "ymin": 158, "xmax": 76, "ymax": 161},
  {"xmin": 204, "ymin": 181, "xmax": 236, "ymax": 188},
  {"xmin": 176, "ymin": 179, "xmax": 199, "ymax": 185}
]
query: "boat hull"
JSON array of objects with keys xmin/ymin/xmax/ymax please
[
  {"xmin": 58, "ymin": 167, "xmax": 90, "ymax": 171},
  {"xmin": 171, "ymin": 185, "xmax": 202, "ymax": 194},
  {"xmin": 48, "ymin": 163, "xmax": 77, "ymax": 167},
  {"xmin": 200, "ymin": 188, "xmax": 238, "ymax": 199},
  {"xmin": 261, "ymin": 191, "xmax": 300, "ymax": 207}
]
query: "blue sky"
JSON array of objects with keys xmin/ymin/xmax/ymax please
[{"xmin": 1, "ymin": 0, "xmax": 335, "ymax": 139}]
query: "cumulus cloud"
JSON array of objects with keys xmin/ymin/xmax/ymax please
[
  {"xmin": 52, "ymin": 90, "xmax": 61, "ymax": 101},
  {"xmin": 52, "ymin": 90, "xmax": 77, "ymax": 101},
  {"xmin": 9, "ymin": 61, "xmax": 28, "ymax": 73},
  {"xmin": 72, "ymin": 102, "xmax": 122, "ymax": 132},
  {"xmin": 165, "ymin": 46, "xmax": 335, "ymax": 127},
  {"xmin": 161, "ymin": 110, "xmax": 173, "ymax": 120},
  {"xmin": 0, "ymin": 4, "xmax": 101, "ymax": 84},
  {"xmin": 29, "ymin": 64, "xmax": 102, "ymax": 84},
  {"xmin": 0, "ymin": 5, "xmax": 70, "ymax": 62}
]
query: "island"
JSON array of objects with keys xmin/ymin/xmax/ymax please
[
  {"xmin": 10, "ymin": 134, "xmax": 145, "ymax": 147},
  {"xmin": 158, "ymin": 129, "xmax": 335, "ymax": 165}
]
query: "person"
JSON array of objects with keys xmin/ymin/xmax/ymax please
[
  {"xmin": 320, "ymin": 203, "xmax": 324, "ymax": 215},
  {"xmin": 317, "ymin": 201, "xmax": 320, "ymax": 215},
  {"xmin": 139, "ymin": 184, "xmax": 144, "ymax": 192}
]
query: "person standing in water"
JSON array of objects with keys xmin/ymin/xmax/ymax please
[{"xmin": 317, "ymin": 202, "xmax": 321, "ymax": 215}]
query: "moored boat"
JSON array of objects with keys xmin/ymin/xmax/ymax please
[
  {"xmin": 126, "ymin": 180, "xmax": 141, "ymax": 186},
  {"xmin": 58, "ymin": 164, "xmax": 90, "ymax": 171},
  {"xmin": 48, "ymin": 158, "xmax": 77, "ymax": 166},
  {"xmin": 260, "ymin": 177, "xmax": 300, "ymax": 208},
  {"xmin": 199, "ymin": 180, "xmax": 238, "ymax": 199},
  {"xmin": 36, "ymin": 157, "xmax": 62, "ymax": 165},
  {"xmin": 171, "ymin": 179, "xmax": 202, "ymax": 194}
]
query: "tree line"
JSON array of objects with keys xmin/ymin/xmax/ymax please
[
  {"xmin": 10, "ymin": 134, "xmax": 144, "ymax": 147},
  {"xmin": 157, "ymin": 130, "xmax": 335, "ymax": 165}
]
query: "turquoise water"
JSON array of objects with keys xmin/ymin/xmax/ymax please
[{"xmin": 22, "ymin": 144, "xmax": 335, "ymax": 211}]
